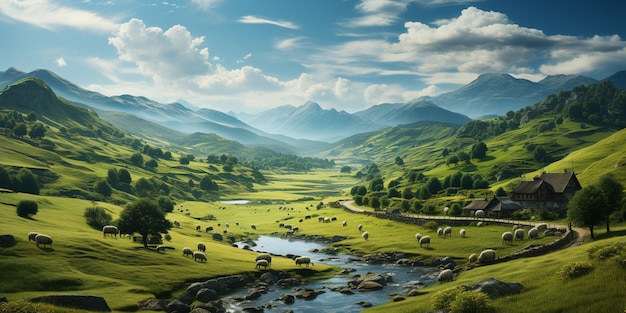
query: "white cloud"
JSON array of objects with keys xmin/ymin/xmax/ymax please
[
  {"xmin": 108, "ymin": 19, "xmax": 212, "ymax": 83},
  {"xmin": 343, "ymin": 0, "xmax": 410, "ymax": 27},
  {"xmin": 238, "ymin": 15, "xmax": 299, "ymax": 30},
  {"xmin": 276, "ymin": 37, "xmax": 304, "ymax": 50},
  {"xmin": 0, "ymin": 0, "xmax": 118, "ymax": 32},
  {"xmin": 56, "ymin": 57, "xmax": 67, "ymax": 67},
  {"xmin": 191, "ymin": 0, "xmax": 222, "ymax": 11}
]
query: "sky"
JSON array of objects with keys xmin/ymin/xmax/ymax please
[{"xmin": 1, "ymin": 0, "xmax": 625, "ymax": 114}]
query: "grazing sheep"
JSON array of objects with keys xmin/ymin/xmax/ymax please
[
  {"xmin": 468, "ymin": 253, "xmax": 478, "ymax": 264},
  {"xmin": 182, "ymin": 247, "xmax": 193, "ymax": 257},
  {"xmin": 305, "ymin": 215, "xmax": 311, "ymax": 220},
  {"xmin": 358, "ymin": 224, "xmax": 363, "ymax": 231},
  {"xmin": 460, "ymin": 229, "xmax": 466, "ymax": 238},
  {"xmin": 438, "ymin": 269, "xmax": 454, "ymax": 283},
  {"xmin": 102, "ymin": 225, "xmax": 118, "ymax": 238},
  {"xmin": 295, "ymin": 256, "xmax": 314, "ymax": 267},
  {"xmin": 415, "ymin": 233, "xmax": 422, "ymax": 241},
  {"xmin": 205, "ymin": 226, "xmax": 213, "ymax": 232},
  {"xmin": 342, "ymin": 221, "xmax": 347, "ymax": 227},
  {"xmin": 212, "ymin": 233, "xmax": 223, "ymax": 241},
  {"xmin": 197, "ymin": 243, "xmax": 206, "ymax": 252},
  {"xmin": 251, "ymin": 224, "xmax": 257, "ymax": 230},
  {"xmin": 437, "ymin": 228, "xmax": 444, "ymax": 237},
  {"xmin": 255, "ymin": 259, "xmax": 269, "ymax": 269},
  {"xmin": 156, "ymin": 245, "xmax": 166, "ymax": 253},
  {"xmin": 443, "ymin": 226, "xmax": 452, "ymax": 237},
  {"xmin": 419, "ymin": 236, "xmax": 431, "ymax": 248},
  {"xmin": 475, "ymin": 210, "xmax": 485, "ymax": 218},
  {"xmin": 225, "ymin": 223, "xmax": 230, "ymax": 228},
  {"xmin": 195, "ymin": 225, "xmax": 201, "ymax": 232},
  {"xmin": 514, "ymin": 228, "xmax": 525, "ymax": 240},
  {"xmin": 323, "ymin": 217, "xmax": 330, "ymax": 223},
  {"xmin": 362, "ymin": 231, "xmax": 369, "ymax": 240},
  {"xmin": 256, "ymin": 253, "xmax": 272, "ymax": 266},
  {"xmin": 536, "ymin": 223, "xmax": 548, "ymax": 232},
  {"xmin": 528, "ymin": 227, "xmax": 539, "ymax": 239},
  {"xmin": 193, "ymin": 251, "xmax": 207, "ymax": 262},
  {"xmin": 443, "ymin": 206, "xmax": 449, "ymax": 215},
  {"xmin": 292, "ymin": 227, "xmax": 299, "ymax": 232},
  {"xmin": 331, "ymin": 216, "xmax": 337, "ymax": 221},
  {"xmin": 318, "ymin": 217, "xmax": 324, "ymax": 222},
  {"xmin": 174, "ymin": 220, "xmax": 180, "ymax": 227},
  {"xmin": 478, "ymin": 249, "xmax": 496, "ymax": 264},
  {"xmin": 28, "ymin": 232, "xmax": 39, "ymax": 242},
  {"xmin": 299, "ymin": 219, "xmax": 303, "ymax": 223},
  {"xmin": 284, "ymin": 224, "xmax": 292, "ymax": 230},
  {"xmin": 502, "ymin": 231, "xmax": 514, "ymax": 245},
  {"xmin": 223, "ymin": 229, "xmax": 228, "ymax": 234},
  {"xmin": 476, "ymin": 221, "xmax": 484, "ymax": 227},
  {"xmin": 34, "ymin": 234, "xmax": 53, "ymax": 248}
]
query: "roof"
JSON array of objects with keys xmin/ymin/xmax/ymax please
[
  {"xmin": 512, "ymin": 171, "xmax": 579, "ymax": 194},
  {"xmin": 463, "ymin": 198, "xmax": 490, "ymax": 210},
  {"xmin": 493, "ymin": 197, "xmax": 522, "ymax": 211},
  {"xmin": 463, "ymin": 196, "xmax": 521, "ymax": 211}
]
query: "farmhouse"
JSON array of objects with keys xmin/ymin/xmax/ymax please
[
  {"xmin": 463, "ymin": 196, "xmax": 522, "ymax": 217},
  {"xmin": 509, "ymin": 171, "xmax": 582, "ymax": 210}
]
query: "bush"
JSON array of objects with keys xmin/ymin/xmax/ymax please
[
  {"xmin": 16, "ymin": 200, "xmax": 38, "ymax": 217},
  {"xmin": 449, "ymin": 290, "xmax": 494, "ymax": 313},
  {"xmin": 423, "ymin": 221, "xmax": 439, "ymax": 230},
  {"xmin": 558, "ymin": 261, "xmax": 594, "ymax": 280},
  {"xmin": 587, "ymin": 242, "xmax": 625, "ymax": 261},
  {"xmin": 84, "ymin": 206, "xmax": 113, "ymax": 229},
  {"xmin": 431, "ymin": 287, "xmax": 462, "ymax": 311}
]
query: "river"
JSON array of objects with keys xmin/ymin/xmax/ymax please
[{"xmin": 228, "ymin": 236, "xmax": 439, "ymax": 313}]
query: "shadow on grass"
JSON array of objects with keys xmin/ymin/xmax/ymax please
[
  {"xmin": 593, "ymin": 229, "xmax": 626, "ymax": 240},
  {"xmin": 38, "ymin": 247, "xmax": 55, "ymax": 252}
]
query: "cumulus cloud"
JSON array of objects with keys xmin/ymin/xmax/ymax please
[
  {"xmin": 108, "ymin": 18, "xmax": 212, "ymax": 83},
  {"xmin": 238, "ymin": 15, "xmax": 299, "ymax": 29},
  {"xmin": 0, "ymin": 0, "xmax": 118, "ymax": 32},
  {"xmin": 56, "ymin": 57, "xmax": 67, "ymax": 67}
]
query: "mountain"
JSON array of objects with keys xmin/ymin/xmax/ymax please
[
  {"xmin": 432, "ymin": 73, "xmax": 598, "ymax": 118},
  {"xmin": 238, "ymin": 101, "xmax": 385, "ymax": 142},
  {"xmin": 605, "ymin": 70, "xmax": 626, "ymax": 90},
  {"xmin": 353, "ymin": 100, "xmax": 471, "ymax": 126}
]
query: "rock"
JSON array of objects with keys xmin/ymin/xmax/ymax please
[
  {"xmin": 277, "ymin": 277, "xmax": 301, "ymax": 288},
  {"xmin": 432, "ymin": 256, "xmax": 456, "ymax": 269},
  {"xmin": 190, "ymin": 308, "xmax": 210, "ymax": 313},
  {"xmin": 0, "ymin": 234, "xmax": 16, "ymax": 247},
  {"xmin": 356, "ymin": 281, "xmax": 383, "ymax": 291},
  {"xmin": 29, "ymin": 295, "xmax": 111, "ymax": 312},
  {"xmin": 295, "ymin": 289, "xmax": 323, "ymax": 300},
  {"xmin": 279, "ymin": 294, "xmax": 295, "ymax": 304},
  {"xmin": 348, "ymin": 273, "xmax": 389, "ymax": 288},
  {"xmin": 339, "ymin": 287, "xmax": 354, "ymax": 295},
  {"xmin": 166, "ymin": 299, "xmax": 190, "ymax": 313},
  {"xmin": 192, "ymin": 300, "xmax": 227, "ymax": 313},
  {"xmin": 464, "ymin": 277, "xmax": 524, "ymax": 297},
  {"xmin": 332, "ymin": 235, "xmax": 348, "ymax": 242},
  {"xmin": 0, "ymin": 297, "xmax": 7, "ymax": 303},
  {"xmin": 340, "ymin": 268, "xmax": 356, "ymax": 274},
  {"xmin": 392, "ymin": 295, "xmax": 405, "ymax": 302},
  {"xmin": 356, "ymin": 301, "xmax": 373, "ymax": 307},
  {"xmin": 407, "ymin": 289, "xmax": 422, "ymax": 296},
  {"xmin": 196, "ymin": 288, "xmax": 218, "ymax": 303},
  {"xmin": 242, "ymin": 306, "xmax": 264, "ymax": 313},
  {"xmin": 245, "ymin": 289, "xmax": 264, "ymax": 300},
  {"xmin": 140, "ymin": 299, "xmax": 166, "ymax": 311}
]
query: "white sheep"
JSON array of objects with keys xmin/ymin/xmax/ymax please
[
  {"xmin": 174, "ymin": 220, "xmax": 180, "ymax": 227},
  {"xmin": 419, "ymin": 235, "xmax": 431, "ymax": 248},
  {"xmin": 193, "ymin": 251, "xmax": 207, "ymax": 262},
  {"xmin": 256, "ymin": 253, "xmax": 272, "ymax": 266},
  {"xmin": 156, "ymin": 245, "xmax": 166, "ymax": 253},
  {"xmin": 342, "ymin": 221, "xmax": 347, "ymax": 227},
  {"xmin": 438, "ymin": 269, "xmax": 454, "ymax": 283},
  {"xmin": 476, "ymin": 221, "xmax": 484, "ymax": 227},
  {"xmin": 362, "ymin": 231, "xmax": 369, "ymax": 240},
  {"xmin": 28, "ymin": 232, "xmax": 39, "ymax": 242},
  {"xmin": 197, "ymin": 243, "xmax": 206, "ymax": 252},
  {"xmin": 514, "ymin": 228, "xmax": 525, "ymax": 240},
  {"xmin": 443, "ymin": 206, "xmax": 449, "ymax": 215},
  {"xmin": 443, "ymin": 226, "xmax": 452, "ymax": 237},
  {"xmin": 182, "ymin": 247, "xmax": 193, "ymax": 257},
  {"xmin": 255, "ymin": 259, "xmax": 269, "ymax": 269},
  {"xmin": 295, "ymin": 256, "xmax": 314, "ymax": 267},
  {"xmin": 195, "ymin": 225, "xmax": 201, "ymax": 232},
  {"xmin": 502, "ymin": 231, "xmax": 514, "ymax": 245},
  {"xmin": 475, "ymin": 210, "xmax": 485, "ymax": 218},
  {"xmin": 102, "ymin": 225, "xmax": 118, "ymax": 238},
  {"xmin": 437, "ymin": 228, "xmax": 444, "ymax": 237},
  {"xmin": 415, "ymin": 233, "xmax": 422, "ymax": 241},
  {"xmin": 358, "ymin": 224, "xmax": 363, "ymax": 231},
  {"xmin": 536, "ymin": 223, "xmax": 548, "ymax": 232},
  {"xmin": 460, "ymin": 229, "xmax": 466, "ymax": 238},
  {"xmin": 468, "ymin": 253, "xmax": 478, "ymax": 264},
  {"xmin": 478, "ymin": 249, "xmax": 496, "ymax": 263},
  {"xmin": 35, "ymin": 234, "xmax": 53, "ymax": 248},
  {"xmin": 528, "ymin": 227, "xmax": 539, "ymax": 239}
]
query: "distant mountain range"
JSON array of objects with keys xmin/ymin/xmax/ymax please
[{"xmin": 1, "ymin": 67, "xmax": 624, "ymax": 146}]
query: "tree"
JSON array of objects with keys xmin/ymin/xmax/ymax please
[
  {"xmin": 457, "ymin": 151, "xmax": 471, "ymax": 164},
  {"xmin": 84, "ymin": 206, "xmax": 112, "ymax": 229},
  {"xmin": 369, "ymin": 177, "xmax": 384, "ymax": 192},
  {"xmin": 446, "ymin": 155, "xmax": 459, "ymax": 167},
  {"xmin": 156, "ymin": 196, "xmax": 174, "ymax": 213},
  {"xmin": 13, "ymin": 122, "xmax": 27, "ymax": 137},
  {"xmin": 200, "ymin": 175, "xmax": 218, "ymax": 191},
  {"xmin": 340, "ymin": 166, "xmax": 352, "ymax": 173},
  {"xmin": 16, "ymin": 200, "xmax": 38, "ymax": 218},
  {"xmin": 402, "ymin": 187, "xmax": 413, "ymax": 200},
  {"xmin": 130, "ymin": 153, "xmax": 144, "ymax": 167},
  {"xmin": 117, "ymin": 198, "xmax": 172, "ymax": 248},
  {"xmin": 533, "ymin": 146, "xmax": 547, "ymax": 163},
  {"xmin": 461, "ymin": 174, "xmax": 474, "ymax": 189},
  {"xmin": 0, "ymin": 165, "xmax": 13, "ymax": 190},
  {"xmin": 94, "ymin": 178, "xmax": 112, "ymax": 197},
  {"xmin": 135, "ymin": 178, "xmax": 155, "ymax": 197},
  {"xmin": 427, "ymin": 177, "xmax": 443, "ymax": 195},
  {"xmin": 597, "ymin": 174, "xmax": 624, "ymax": 232},
  {"xmin": 28, "ymin": 122, "xmax": 46, "ymax": 139},
  {"xmin": 107, "ymin": 168, "xmax": 119, "ymax": 186},
  {"xmin": 567, "ymin": 185, "xmax": 606, "ymax": 239},
  {"xmin": 145, "ymin": 158, "xmax": 158, "ymax": 170},
  {"xmin": 395, "ymin": 156, "xmax": 404, "ymax": 166},
  {"xmin": 117, "ymin": 168, "xmax": 132, "ymax": 184},
  {"xmin": 470, "ymin": 142, "xmax": 488, "ymax": 159},
  {"xmin": 495, "ymin": 187, "xmax": 507, "ymax": 197},
  {"xmin": 179, "ymin": 156, "xmax": 190, "ymax": 165},
  {"xmin": 15, "ymin": 168, "xmax": 39, "ymax": 195}
]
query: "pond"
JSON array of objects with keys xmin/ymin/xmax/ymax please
[
  {"xmin": 220, "ymin": 200, "xmax": 251, "ymax": 205},
  {"xmin": 228, "ymin": 236, "xmax": 439, "ymax": 313}
]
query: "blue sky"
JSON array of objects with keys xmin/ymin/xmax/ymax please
[{"xmin": 1, "ymin": 0, "xmax": 625, "ymax": 114}]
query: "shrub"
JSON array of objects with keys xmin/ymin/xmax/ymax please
[
  {"xmin": 16, "ymin": 200, "xmax": 38, "ymax": 218},
  {"xmin": 431, "ymin": 287, "xmax": 462, "ymax": 311},
  {"xmin": 587, "ymin": 242, "xmax": 626, "ymax": 261},
  {"xmin": 449, "ymin": 290, "xmax": 494, "ymax": 313},
  {"xmin": 84, "ymin": 206, "xmax": 113, "ymax": 229},
  {"xmin": 423, "ymin": 221, "xmax": 439, "ymax": 230},
  {"xmin": 558, "ymin": 261, "xmax": 594, "ymax": 280}
]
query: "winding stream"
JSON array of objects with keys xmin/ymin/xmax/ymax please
[{"xmin": 228, "ymin": 236, "xmax": 439, "ymax": 313}]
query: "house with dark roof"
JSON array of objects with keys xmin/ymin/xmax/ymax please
[
  {"xmin": 463, "ymin": 196, "xmax": 522, "ymax": 217},
  {"xmin": 510, "ymin": 171, "xmax": 582, "ymax": 210}
]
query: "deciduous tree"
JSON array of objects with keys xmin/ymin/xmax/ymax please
[{"xmin": 117, "ymin": 198, "xmax": 172, "ymax": 248}]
